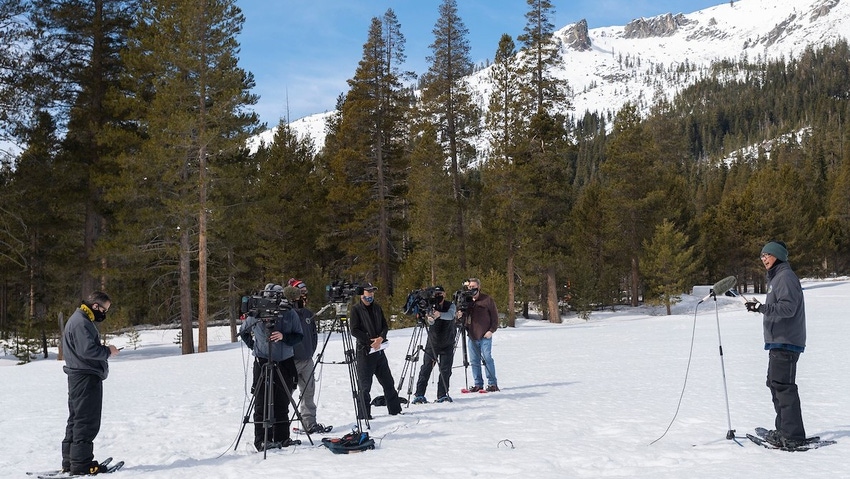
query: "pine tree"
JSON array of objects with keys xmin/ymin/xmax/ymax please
[
  {"xmin": 108, "ymin": 0, "xmax": 259, "ymax": 353},
  {"xmin": 641, "ymin": 220, "xmax": 698, "ymax": 315},
  {"xmin": 0, "ymin": 0, "xmax": 30, "ymax": 142},
  {"xmin": 601, "ymin": 103, "xmax": 667, "ymax": 306},
  {"xmin": 418, "ymin": 0, "xmax": 480, "ymax": 272},
  {"xmin": 516, "ymin": 0, "xmax": 569, "ymax": 116},
  {"xmin": 28, "ymin": 0, "xmax": 137, "ymax": 297},
  {"xmin": 320, "ymin": 10, "xmax": 411, "ymax": 297}
]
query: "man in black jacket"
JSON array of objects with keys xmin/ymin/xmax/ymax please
[
  {"xmin": 412, "ymin": 286, "xmax": 458, "ymax": 404},
  {"xmin": 61, "ymin": 291, "xmax": 119, "ymax": 475},
  {"xmin": 348, "ymin": 282, "xmax": 402, "ymax": 419},
  {"xmin": 745, "ymin": 240, "xmax": 807, "ymax": 449}
]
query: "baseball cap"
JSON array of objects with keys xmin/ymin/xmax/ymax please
[{"xmin": 362, "ymin": 282, "xmax": 378, "ymax": 292}]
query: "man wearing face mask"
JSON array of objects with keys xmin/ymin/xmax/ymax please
[
  {"xmin": 411, "ymin": 286, "xmax": 458, "ymax": 404},
  {"xmin": 61, "ymin": 291, "xmax": 120, "ymax": 475},
  {"xmin": 349, "ymin": 282, "xmax": 402, "ymax": 419},
  {"xmin": 458, "ymin": 278, "xmax": 500, "ymax": 393}
]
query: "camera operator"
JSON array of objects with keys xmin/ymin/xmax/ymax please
[
  {"xmin": 456, "ymin": 277, "xmax": 500, "ymax": 392},
  {"xmin": 286, "ymin": 279, "xmax": 329, "ymax": 434},
  {"xmin": 349, "ymin": 282, "xmax": 403, "ymax": 419},
  {"xmin": 412, "ymin": 286, "xmax": 458, "ymax": 404},
  {"xmin": 239, "ymin": 284, "xmax": 304, "ymax": 451}
]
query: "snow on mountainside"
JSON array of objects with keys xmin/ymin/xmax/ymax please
[{"xmin": 256, "ymin": 0, "xmax": 850, "ymax": 153}]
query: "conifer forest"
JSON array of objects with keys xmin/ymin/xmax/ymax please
[{"xmin": 2, "ymin": 0, "xmax": 849, "ymax": 359}]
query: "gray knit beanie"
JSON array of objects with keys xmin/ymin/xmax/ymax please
[{"xmin": 761, "ymin": 241, "xmax": 788, "ymax": 262}]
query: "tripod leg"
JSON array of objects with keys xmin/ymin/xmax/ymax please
[{"xmin": 234, "ymin": 378, "xmax": 258, "ymax": 451}]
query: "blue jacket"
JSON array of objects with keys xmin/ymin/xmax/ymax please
[
  {"xmin": 762, "ymin": 261, "xmax": 806, "ymax": 351},
  {"xmin": 292, "ymin": 306, "xmax": 318, "ymax": 360},
  {"xmin": 240, "ymin": 307, "xmax": 303, "ymax": 362},
  {"xmin": 63, "ymin": 305, "xmax": 111, "ymax": 380}
]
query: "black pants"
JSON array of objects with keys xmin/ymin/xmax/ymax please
[
  {"xmin": 414, "ymin": 342, "xmax": 454, "ymax": 399},
  {"xmin": 767, "ymin": 348, "xmax": 806, "ymax": 440},
  {"xmin": 62, "ymin": 373, "xmax": 103, "ymax": 473},
  {"xmin": 356, "ymin": 350, "xmax": 402, "ymax": 418},
  {"xmin": 252, "ymin": 357, "xmax": 297, "ymax": 449}
]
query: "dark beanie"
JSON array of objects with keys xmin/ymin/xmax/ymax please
[{"xmin": 761, "ymin": 241, "xmax": 788, "ymax": 262}]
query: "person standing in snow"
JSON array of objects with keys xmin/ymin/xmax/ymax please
[
  {"xmin": 458, "ymin": 278, "xmax": 500, "ymax": 392},
  {"xmin": 745, "ymin": 240, "xmax": 807, "ymax": 448},
  {"xmin": 286, "ymin": 279, "xmax": 328, "ymax": 433},
  {"xmin": 61, "ymin": 291, "xmax": 119, "ymax": 475},
  {"xmin": 239, "ymin": 284, "xmax": 304, "ymax": 451},
  {"xmin": 349, "ymin": 282, "xmax": 402, "ymax": 419},
  {"xmin": 412, "ymin": 286, "xmax": 458, "ymax": 404}
]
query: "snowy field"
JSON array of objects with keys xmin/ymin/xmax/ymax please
[{"xmin": 2, "ymin": 278, "xmax": 848, "ymax": 478}]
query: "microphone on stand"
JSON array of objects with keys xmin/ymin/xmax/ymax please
[{"xmin": 697, "ymin": 276, "xmax": 737, "ymax": 304}]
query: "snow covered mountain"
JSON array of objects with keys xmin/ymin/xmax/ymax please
[{"xmin": 255, "ymin": 0, "xmax": 850, "ymax": 153}]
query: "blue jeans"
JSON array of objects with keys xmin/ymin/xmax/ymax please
[{"xmin": 468, "ymin": 337, "xmax": 497, "ymax": 387}]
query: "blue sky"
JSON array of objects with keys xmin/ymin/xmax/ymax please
[{"xmin": 235, "ymin": 0, "xmax": 723, "ymax": 127}]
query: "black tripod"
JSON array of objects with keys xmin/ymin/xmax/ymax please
[
  {"xmin": 397, "ymin": 311, "xmax": 460, "ymax": 404},
  {"xmin": 396, "ymin": 317, "xmax": 428, "ymax": 404},
  {"xmin": 312, "ymin": 301, "xmax": 371, "ymax": 433},
  {"xmin": 235, "ymin": 322, "xmax": 314, "ymax": 458},
  {"xmin": 455, "ymin": 316, "xmax": 469, "ymax": 391}
]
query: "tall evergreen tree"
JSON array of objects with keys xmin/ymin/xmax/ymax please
[
  {"xmin": 320, "ymin": 10, "xmax": 411, "ymax": 297},
  {"xmin": 0, "ymin": 0, "xmax": 29, "ymax": 145},
  {"xmin": 508, "ymin": 0, "xmax": 573, "ymax": 322},
  {"xmin": 601, "ymin": 103, "xmax": 668, "ymax": 306},
  {"xmin": 517, "ymin": 0, "xmax": 568, "ymax": 116},
  {"xmin": 28, "ymin": 0, "xmax": 138, "ymax": 298},
  {"xmin": 108, "ymin": 0, "xmax": 258, "ymax": 353},
  {"xmin": 418, "ymin": 0, "xmax": 480, "ymax": 272}
]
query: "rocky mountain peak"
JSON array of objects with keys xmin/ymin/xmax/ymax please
[{"xmin": 623, "ymin": 13, "xmax": 691, "ymax": 39}]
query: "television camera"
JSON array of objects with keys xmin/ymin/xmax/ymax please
[
  {"xmin": 240, "ymin": 285, "xmax": 292, "ymax": 320},
  {"xmin": 325, "ymin": 280, "xmax": 361, "ymax": 304},
  {"xmin": 404, "ymin": 286, "xmax": 443, "ymax": 319},
  {"xmin": 453, "ymin": 283, "xmax": 476, "ymax": 314}
]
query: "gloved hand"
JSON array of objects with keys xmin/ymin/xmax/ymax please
[
  {"xmin": 745, "ymin": 301, "xmax": 762, "ymax": 313},
  {"xmin": 240, "ymin": 330, "xmax": 255, "ymax": 350}
]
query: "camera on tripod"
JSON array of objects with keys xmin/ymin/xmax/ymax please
[
  {"xmin": 453, "ymin": 284, "xmax": 475, "ymax": 313},
  {"xmin": 404, "ymin": 287, "xmax": 442, "ymax": 320},
  {"xmin": 325, "ymin": 280, "xmax": 361, "ymax": 303},
  {"xmin": 241, "ymin": 286, "xmax": 293, "ymax": 321}
]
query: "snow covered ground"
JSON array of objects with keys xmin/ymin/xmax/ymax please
[{"xmin": 2, "ymin": 278, "xmax": 848, "ymax": 478}]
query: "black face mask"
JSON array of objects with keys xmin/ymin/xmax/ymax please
[
  {"xmin": 468, "ymin": 288, "xmax": 479, "ymax": 297},
  {"xmin": 92, "ymin": 308, "xmax": 107, "ymax": 323},
  {"xmin": 435, "ymin": 294, "xmax": 444, "ymax": 302}
]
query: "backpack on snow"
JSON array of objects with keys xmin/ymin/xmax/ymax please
[{"xmin": 322, "ymin": 431, "xmax": 375, "ymax": 454}]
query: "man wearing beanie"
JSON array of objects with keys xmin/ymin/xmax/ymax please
[{"xmin": 745, "ymin": 240, "xmax": 807, "ymax": 449}]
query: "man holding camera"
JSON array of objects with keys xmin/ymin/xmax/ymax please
[
  {"xmin": 459, "ymin": 278, "xmax": 500, "ymax": 392},
  {"xmin": 239, "ymin": 284, "xmax": 304, "ymax": 451},
  {"xmin": 412, "ymin": 286, "xmax": 458, "ymax": 404},
  {"xmin": 349, "ymin": 282, "xmax": 402, "ymax": 419}
]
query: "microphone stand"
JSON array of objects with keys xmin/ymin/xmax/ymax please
[{"xmin": 708, "ymin": 289, "xmax": 739, "ymax": 443}]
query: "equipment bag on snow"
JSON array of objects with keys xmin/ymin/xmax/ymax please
[{"xmin": 322, "ymin": 431, "xmax": 375, "ymax": 454}]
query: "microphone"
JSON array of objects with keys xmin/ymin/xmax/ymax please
[{"xmin": 697, "ymin": 276, "xmax": 737, "ymax": 304}]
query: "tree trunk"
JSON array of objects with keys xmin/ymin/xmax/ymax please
[
  {"xmin": 179, "ymin": 227, "xmax": 194, "ymax": 355},
  {"xmin": 506, "ymin": 250, "xmax": 516, "ymax": 327},
  {"xmin": 228, "ymin": 249, "xmax": 238, "ymax": 343},
  {"xmin": 631, "ymin": 256, "xmax": 640, "ymax": 307},
  {"xmin": 57, "ymin": 312, "xmax": 64, "ymax": 361},
  {"xmin": 198, "ymin": 147, "xmax": 208, "ymax": 353},
  {"xmin": 547, "ymin": 266, "xmax": 560, "ymax": 323}
]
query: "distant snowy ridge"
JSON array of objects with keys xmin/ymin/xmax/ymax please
[{"xmin": 254, "ymin": 0, "xmax": 850, "ymax": 153}]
